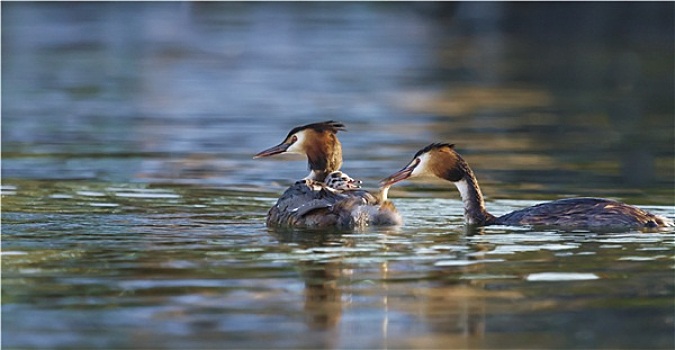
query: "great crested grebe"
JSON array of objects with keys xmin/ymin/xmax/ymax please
[
  {"xmin": 382, "ymin": 143, "xmax": 673, "ymax": 229},
  {"xmin": 254, "ymin": 121, "xmax": 401, "ymax": 228}
]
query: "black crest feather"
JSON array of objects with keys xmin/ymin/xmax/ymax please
[
  {"xmin": 286, "ymin": 120, "xmax": 346, "ymax": 138},
  {"xmin": 413, "ymin": 143, "xmax": 455, "ymax": 158}
]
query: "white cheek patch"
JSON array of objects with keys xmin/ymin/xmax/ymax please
[
  {"xmin": 410, "ymin": 153, "xmax": 432, "ymax": 178},
  {"xmin": 285, "ymin": 131, "xmax": 306, "ymax": 154}
]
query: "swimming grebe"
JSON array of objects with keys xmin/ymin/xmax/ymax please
[
  {"xmin": 381, "ymin": 143, "xmax": 673, "ymax": 229},
  {"xmin": 254, "ymin": 121, "xmax": 401, "ymax": 228}
]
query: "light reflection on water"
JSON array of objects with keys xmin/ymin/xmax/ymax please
[
  {"xmin": 3, "ymin": 183, "xmax": 674, "ymax": 348},
  {"xmin": 2, "ymin": 2, "xmax": 674, "ymax": 349}
]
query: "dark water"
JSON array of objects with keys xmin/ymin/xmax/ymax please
[{"xmin": 3, "ymin": 3, "xmax": 674, "ymax": 349}]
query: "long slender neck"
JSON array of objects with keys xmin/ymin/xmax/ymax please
[
  {"xmin": 306, "ymin": 134, "xmax": 342, "ymax": 182},
  {"xmin": 451, "ymin": 170, "xmax": 495, "ymax": 226},
  {"xmin": 307, "ymin": 157, "xmax": 335, "ymax": 182}
]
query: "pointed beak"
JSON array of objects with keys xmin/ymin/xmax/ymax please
[
  {"xmin": 253, "ymin": 142, "xmax": 290, "ymax": 159},
  {"xmin": 380, "ymin": 160, "xmax": 417, "ymax": 187}
]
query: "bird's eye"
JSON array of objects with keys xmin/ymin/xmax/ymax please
[{"xmin": 290, "ymin": 135, "xmax": 298, "ymax": 143}]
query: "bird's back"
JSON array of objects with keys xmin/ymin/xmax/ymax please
[
  {"xmin": 495, "ymin": 197, "xmax": 672, "ymax": 229},
  {"xmin": 267, "ymin": 180, "xmax": 401, "ymax": 229}
]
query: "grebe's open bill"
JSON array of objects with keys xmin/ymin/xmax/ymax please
[
  {"xmin": 253, "ymin": 142, "xmax": 290, "ymax": 159},
  {"xmin": 381, "ymin": 158, "xmax": 419, "ymax": 187}
]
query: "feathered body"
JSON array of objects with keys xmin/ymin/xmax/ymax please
[
  {"xmin": 495, "ymin": 197, "xmax": 670, "ymax": 228},
  {"xmin": 267, "ymin": 179, "xmax": 401, "ymax": 229}
]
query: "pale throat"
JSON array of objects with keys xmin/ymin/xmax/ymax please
[
  {"xmin": 452, "ymin": 177, "xmax": 489, "ymax": 225},
  {"xmin": 304, "ymin": 170, "xmax": 318, "ymax": 181},
  {"xmin": 453, "ymin": 178, "xmax": 472, "ymax": 204}
]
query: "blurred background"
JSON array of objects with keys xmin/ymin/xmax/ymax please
[{"xmin": 3, "ymin": 2, "xmax": 674, "ymax": 203}]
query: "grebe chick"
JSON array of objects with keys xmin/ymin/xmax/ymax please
[
  {"xmin": 382, "ymin": 143, "xmax": 673, "ymax": 229},
  {"xmin": 254, "ymin": 121, "xmax": 401, "ymax": 228},
  {"xmin": 324, "ymin": 171, "xmax": 362, "ymax": 191}
]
